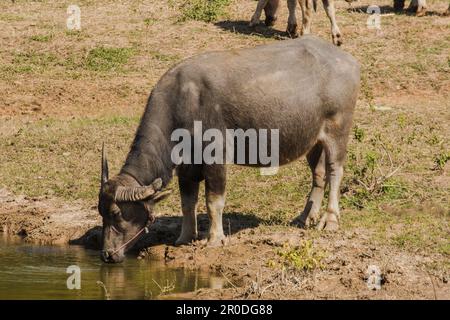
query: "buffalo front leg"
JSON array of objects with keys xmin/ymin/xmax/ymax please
[
  {"xmin": 286, "ymin": 0, "xmax": 299, "ymax": 37},
  {"xmin": 175, "ymin": 174, "xmax": 200, "ymax": 245},
  {"xmin": 322, "ymin": 0, "xmax": 342, "ymax": 46},
  {"xmin": 264, "ymin": 0, "xmax": 280, "ymax": 26},
  {"xmin": 204, "ymin": 165, "xmax": 227, "ymax": 246},
  {"xmin": 407, "ymin": 0, "xmax": 427, "ymax": 16},
  {"xmin": 299, "ymin": 0, "xmax": 313, "ymax": 36},
  {"xmin": 293, "ymin": 144, "xmax": 327, "ymax": 228},
  {"xmin": 250, "ymin": 0, "xmax": 270, "ymax": 27}
]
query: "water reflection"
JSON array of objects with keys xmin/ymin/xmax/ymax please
[{"xmin": 0, "ymin": 235, "xmax": 224, "ymax": 300}]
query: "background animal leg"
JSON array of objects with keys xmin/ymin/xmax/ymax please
[
  {"xmin": 264, "ymin": 0, "xmax": 280, "ymax": 26},
  {"xmin": 299, "ymin": 0, "xmax": 313, "ymax": 36},
  {"xmin": 394, "ymin": 0, "xmax": 405, "ymax": 11},
  {"xmin": 250, "ymin": 0, "xmax": 270, "ymax": 26},
  {"xmin": 287, "ymin": 0, "xmax": 299, "ymax": 37},
  {"xmin": 322, "ymin": 0, "xmax": 342, "ymax": 46},
  {"xmin": 416, "ymin": 0, "xmax": 427, "ymax": 16}
]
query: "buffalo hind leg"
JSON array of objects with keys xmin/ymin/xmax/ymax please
[
  {"xmin": 322, "ymin": 0, "xmax": 342, "ymax": 46},
  {"xmin": 204, "ymin": 165, "xmax": 227, "ymax": 246},
  {"xmin": 176, "ymin": 167, "xmax": 202, "ymax": 245},
  {"xmin": 293, "ymin": 144, "xmax": 326, "ymax": 228},
  {"xmin": 316, "ymin": 132, "xmax": 347, "ymax": 231}
]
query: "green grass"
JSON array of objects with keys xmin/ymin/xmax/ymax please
[
  {"xmin": 143, "ymin": 18, "xmax": 157, "ymax": 26},
  {"xmin": 0, "ymin": 13, "xmax": 24, "ymax": 22},
  {"xmin": 84, "ymin": 47, "xmax": 135, "ymax": 72},
  {"xmin": 150, "ymin": 50, "xmax": 180, "ymax": 63},
  {"xmin": 177, "ymin": 0, "xmax": 231, "ymax": 23},
  {"xmin": 269, "ymin": 240, "xmax": 326, "ymax": 272},
  {"xmin": 30, "ymin": 34, "xmax": 53, "ymax": 42},
  {"xmin": 0, "ymin": 116, "xmax": 140, "ymax": 200},
  {"xmin": 1, "ymin": 51, "xmax": 59, "ymax": 75}
]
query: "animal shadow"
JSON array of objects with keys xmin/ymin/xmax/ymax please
[
  {"xmin": 348, "ymin": 5, "xmax": 444, "ymax": 16},
  {"xmin": 69, "ymin": 212, "xmax": 261, "ymax": 251},
  {"xmin": 214, "ymin": 20, "xmax": 290, "ymax": 39},
  {"xmin": 138, "ymin": 212, "xmax": 261, "ymax": 248},
  {"xmin": 69, "ymin": 226, "xmax": 103, "ymax": 250}
]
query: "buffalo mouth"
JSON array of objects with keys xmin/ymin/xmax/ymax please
[{"xmin": 101, "ymin": 250, "xmax": 125, "ymax": 263}]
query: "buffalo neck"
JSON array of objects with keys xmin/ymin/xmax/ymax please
[{"xmin": 119, "ymin": 91, "xmax": 175, "ymax": 187}]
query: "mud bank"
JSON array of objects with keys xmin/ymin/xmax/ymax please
[{"xmin": 0, "ymin": 188, "xmax": 448, "ymax": 299}]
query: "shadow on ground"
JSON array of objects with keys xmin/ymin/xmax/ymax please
[
  {"xmin": 348, "ymin": 5, "xmax": 444, "ymax": 16},
  {"xmin": 69, "ymin": 212, "xmax": 262, "ymax": 251},
  {"xmin": 214, "ymin": 20, "xmax": 290, "ymax": 39}
]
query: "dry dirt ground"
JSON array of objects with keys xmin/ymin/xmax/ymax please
[{"xmin": 0, "ymin": 0, "xmax": 449, "ymax": 299}]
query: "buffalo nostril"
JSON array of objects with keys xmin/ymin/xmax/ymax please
[{"xmin": 101, "ymin": 250, "xmax": 111, "ymax": 262}]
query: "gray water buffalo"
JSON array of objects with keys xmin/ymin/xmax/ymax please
[
  {"xmin": 98, "ymin": 35, "xmax": 360, "ymax": 263},
  {"xmin": 250, "ymin": 0, "xmax": 343, "ymax": 46}
]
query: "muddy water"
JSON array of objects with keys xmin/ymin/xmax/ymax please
[{"xmin": 0, "ymin": 235, "xmax": 224, "ymax": 299}]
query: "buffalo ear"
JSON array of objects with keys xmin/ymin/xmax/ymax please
[{"xmin": 151, "ymin": 189, "xmax": 172, "ymax": 203}]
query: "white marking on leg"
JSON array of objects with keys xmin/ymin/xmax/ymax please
[
  {"xmin": 206, "ymin": 193, "xmax": 226, "ymax": 245},
  {"xmin": 299, "ymin": 0, "xmax": 313, "ymax": 35},
  {"xmin": 322, "ymin": 0, "xmax": 342, "ymax": 45}
]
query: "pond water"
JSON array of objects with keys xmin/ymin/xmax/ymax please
[{"xmin": 0, "ymin": 235, "xmax": 224, "ymax": 299}]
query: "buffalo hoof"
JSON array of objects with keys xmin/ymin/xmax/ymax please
[
  {"xmin": 332, "ymin": 33, "xmax": 343, "ymax": 46},
  {"xmin": 407, "ymin": 4, "xmax": 418, "ymax": 13},
  {"xmin": 249, "ymin": 16, "xmax": 260, "ymax": 27},
  {"xmin": 286, "ymin": 23, "xmax": 298, "ymax": 38},
  {"xmin": 291, "ymin": 211, "xmax": 320, "ymax": 229},
  {"xmin": 175, "ymin": 234, "xmax": 197, "ymax": 246},
  {"xmin": 316, "ymin": 210, "xmax": 339, "ymax": 231},
  {"xmin": 264, "ymin": 15, "xmax": 277, "ymax": 27},
  {"xmin": 416, "ymin": 8, "xmax": 427, "ymax": 17},
  {"xmin": 205, "ymin": 234, "xmax": 227, "ymax": 247}
]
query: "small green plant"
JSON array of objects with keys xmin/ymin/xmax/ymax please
[
  {"xmin": 433, "ymin": 151, "xmax": 450, "ymax": 170},
  {"xmin": 84, "ymin": 47, "xmax": 135, "ymax": 72},
  {"xmin": 179, "ymin": 0, "xmax": 231, "ymax": 23},
  {"xmin": 275, "ymin": 241, "xmax": 325, "ymax": 272},
  {"xmin": 353, "ymin": 125, "xmax": 365, "ymax": 142},
  {"xmin": 397, "ymin": 114, "xmax": 407, "ymax": 129},
  {"xmin": 344, "ymin": 133, "xmax": 407, "ymax": 209},
  {"xmin": 150, "ymin": 50, "xmax": 179, "ymax": 62},
  {"xmin": 144, "ymin": 18, "xmax": 157, "ymax": 26},
  {"xmin": 30, "ymin": 34, "xmax": 53, "ymax": 42}
]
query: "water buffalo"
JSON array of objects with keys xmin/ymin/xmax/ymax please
[
  {"xmin": 98, "ymin": 35, "xmax": 360, "ymax": 263},
  {"xmin": 250, "ymin": 0, "xmax": 343, "ymax": 46}
]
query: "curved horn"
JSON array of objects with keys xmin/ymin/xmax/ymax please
[
  {"xmin": 114, "ymin": 178, "xmax": 163, "ymax": 202},
  {"xmin": 101, "ymin": 143, "xmax": 109, "ymax": 187}
]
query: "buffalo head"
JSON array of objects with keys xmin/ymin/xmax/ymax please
[{"xmin": 97, "ymin": 145, "xmax": 171, "ymax": 263}]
